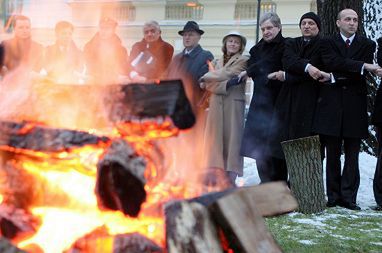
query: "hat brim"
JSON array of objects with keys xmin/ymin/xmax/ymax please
[
  {"xmin": 223, "ymin": 34, "xmax": 247, "ymax": 47},
  {"xmin": 178, "ymin": 29, "xmax": 204, "ymax": 36}
]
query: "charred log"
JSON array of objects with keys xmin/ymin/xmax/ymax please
[
  {"xmin": 0, "ymin": 204, "xmax": 40, "ymax": 240},
  {"xmin": 0, "ymin": 237, "xmax": 27, "ymax": 253},
  {"xmin": 96, "ymin": 139, "xmax": 147, "ymax": 217},
  {"xmin": 65, "ymin": 226, "xmax": 162, "ymax": 253},
  {"xmin": 110, "ymin": 80, "xmax": 195, "ymax": 130},
  {"xmin": 0, "ymin": 121, "xmax": 109, "ymax": 154}
]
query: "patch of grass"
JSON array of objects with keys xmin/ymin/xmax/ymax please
[{"xmin": 265, "ymin": 208, "xmax": 382, "ymax": 253}]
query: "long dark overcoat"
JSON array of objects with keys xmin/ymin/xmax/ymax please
[
  {"xmin": 371, "ymin": 38, "xmax": 382, "ymax": 126},
  {"xmin": 167, "ymin": 44, "xmax": 214, "ymax": 109},
  {"xmin": 312, "ymin": 34, "xmax": 375, "ymax": 138},
  {"xmin": 268, "ymin": 35, "xmax": 323, "ymax": 159},
  {"xmin": 240, "ymin": 32, "xmax": 285, "ymax": 160}
]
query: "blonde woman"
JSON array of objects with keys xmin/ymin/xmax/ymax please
[{"xmin": 200, "ymin": 31, "xmax": 248, "ymax": 186}]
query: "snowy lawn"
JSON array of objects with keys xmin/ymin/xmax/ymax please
[{"xmin": 239, "ymin": 152, "xmax": 382, "ymax": 252}]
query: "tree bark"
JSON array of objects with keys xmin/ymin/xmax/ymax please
[{"xmin": 281, "ymin": 135, "xmax": 326, "ymax": 214}]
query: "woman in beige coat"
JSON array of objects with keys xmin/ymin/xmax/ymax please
[{"xmin": 200, "ymin": 31, "xmax": 248, "ymax": 186}]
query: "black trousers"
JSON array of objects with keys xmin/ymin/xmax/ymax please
[
  {"xmin": 321, "ymin": 135, "xmax": 360, "ymax": 205},
  {"xmin": 374, "ymin": 127, "xmax": 382, "ymax": 206},
  {"xmin": 256, "ymin": 156, "xmax": 288, "ymax": 183}
]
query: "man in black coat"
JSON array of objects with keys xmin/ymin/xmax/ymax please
[
  {"xmin": 313, "ymin": 9, "xmax": 379, "ymax": 210},
  {"xmin": 371, "ymin": 37, "xmax": 382, "ymax": 211},
  {"xmin": 267, "ymin": 12, "xmax": 331, "ymax": 160},
  {"xmin": 238, "ymin": 12, "xmax": 287, "ymax": 183}
]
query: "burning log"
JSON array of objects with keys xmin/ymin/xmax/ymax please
[
  {"xmin": 65, "ymin": 226, "xmax": 162, "ymax": 253},
  {"xmin": 96, "ymin": 139, "xmax": 147, "ymax": 217},
  {"xmin": 0, "ymin": 121, "xmax": 109, "ymax": 154},
  {"xmin": 110, "ymin": 80, "xmax": 195, "ymax": 130},
  {"xmin": 0, "ymin": 204, "xmax": 40, "ymax": 240},
  {"xmin": 165, "ymin": 182, "xmax": 297, "ymax": 253},
  {"xmin": 281, "ymin": 135, "xmax": 326, "ymax": 214},
  {"xmin": 0, "ymin": 237, "xmax": 27, "ymax": 253},
  {"xmin": 0, "ymin": 152, "xmax": 74, "ymax": 209}
]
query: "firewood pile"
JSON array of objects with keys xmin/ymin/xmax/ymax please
[{"xmin": 0, "ymin": 81, "xmax": 300, "ymax": 252}]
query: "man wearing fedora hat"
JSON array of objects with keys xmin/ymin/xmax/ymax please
[{"xmin": 167, "ymin": 21, "xmax": 214, "ymax": 109}]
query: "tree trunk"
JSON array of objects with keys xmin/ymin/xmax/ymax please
[{"xmin": 281, "ymin": 135, "xmax": 326, "ymax": 214}]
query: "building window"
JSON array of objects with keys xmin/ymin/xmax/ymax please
[
  {"xmin": 101, "ymin": 2, "xmax": 136, "ymax": 22},
  {"xmin": 165, "ymin": 0, "xmax": 204, "ymax": 20},
  {"xmin": 234, "ymin": 0, "xmax": 276, "ymax": 20},
  {"xmin": 1, "ymin": 0, "xmax": 23, "ymax": 31}
]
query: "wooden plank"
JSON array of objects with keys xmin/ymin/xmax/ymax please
[
  {"xmin": 165, "ymin": 201, "xmax": 223, "ymax": 253},
  {"xmin": 210, "ymin": 190, "xmax": 283, "ymax": 253},
  {"xmin": 238, "ymin": 182, "xmax": 299, "ymax": 217}
]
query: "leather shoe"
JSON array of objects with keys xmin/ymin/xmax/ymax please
[
  {"xmin": 326, "ymin": 200, "xmax": 340, "ymax": 208},
  {"xmin": 339, "ymin": 202, "xmax": 361, "ymax": 211},
  {"xmin": 372, "ymin": 205, "xmax": 382, "ymax": 211}
]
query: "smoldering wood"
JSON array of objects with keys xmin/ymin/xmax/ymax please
[
  {"xmin": 209, "ymin": 189, "xmax": 283, "ymax": 253},
  {"xmin": 95, "ymin": 139, "xmax": 147, "ymax": 217},
  {"xmin": 0, "ymin": 204, "xmax": 40, "ymax": 240},
  {"xmin": 164, "ymin": 183, "xmax": 297, "ymax": 253},
  {"xmin": 65, "ymin": 226, "xmax": 162, "ymax": 253},
  {"xmin": 0, "ymin": 238, "xmax": 27, "ymax": 253},
  {"xmin": 110, "ymin": 80, "xmax": 195, "ymax": 130},
  {"xmin": 164, "ymin": 201, "xmax": 223, "ymax": 253},
  {"xmin": 0, "ymin": 121, "xmax": 109, "ymax": 153},
  {"xmin": 281, "ymin": 135, "xmax": 326, "ymax": 214}
]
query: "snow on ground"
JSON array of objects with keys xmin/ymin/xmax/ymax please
[{"xmin": 239, "ymin": 152, "xmax": 378, "ymax": 209}]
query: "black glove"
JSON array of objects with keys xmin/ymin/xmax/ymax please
[
  {"xmin": 378, "ymin": 37, "xmax": 382, "ymax": 47},
  {"xmin": 226, "ymin": 76, "xmax": 241, "ymax": 90}
]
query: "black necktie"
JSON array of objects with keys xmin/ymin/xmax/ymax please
[{"xmin": 345, "ymin": 39, "xmax": 351, "ymax": 48}]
